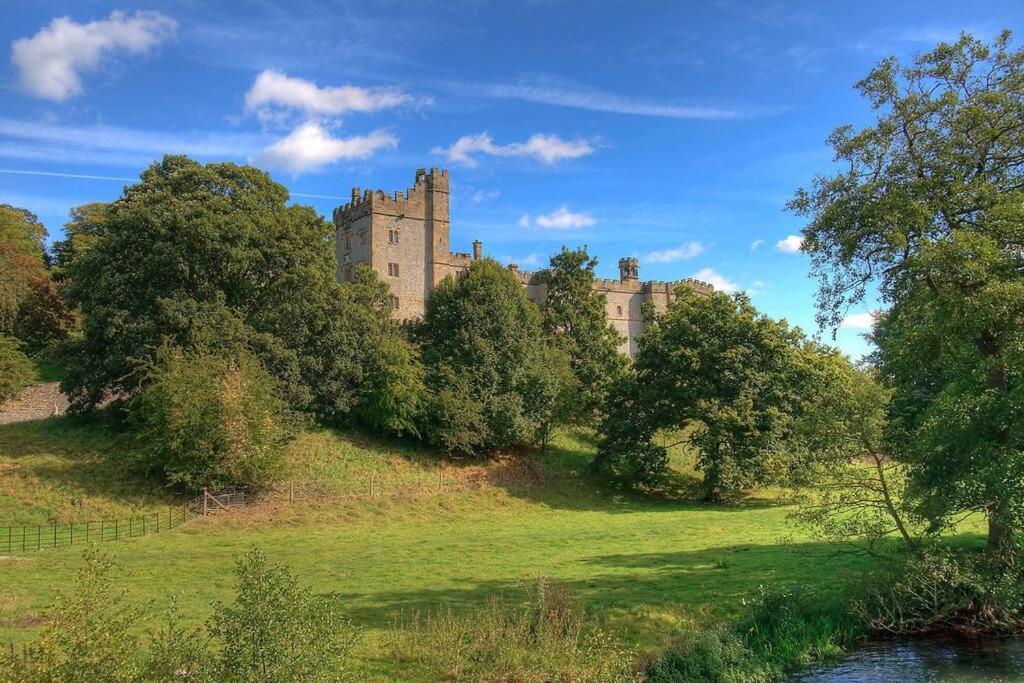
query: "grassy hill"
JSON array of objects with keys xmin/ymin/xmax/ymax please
[{"xmin": 0, "ymin": 415, "xmax": 882, "ymax": 678}]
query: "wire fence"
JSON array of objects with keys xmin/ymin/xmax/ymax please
[{"xmin": 1, "ymin": 462, "xmax": 544, "ymax": 554}]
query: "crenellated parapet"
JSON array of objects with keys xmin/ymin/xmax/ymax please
[{"xmin": 333, "ymin": 168, "xmax": 449, "ymax": 225}]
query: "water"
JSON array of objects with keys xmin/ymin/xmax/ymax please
[{"xmin": 794, "ymin": 637, "xmax": 1024, "ymax": 682}]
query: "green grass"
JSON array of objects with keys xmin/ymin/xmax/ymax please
[{"xmin": 0, "ymin": 418, "xmax": 892, "ymax": 679}]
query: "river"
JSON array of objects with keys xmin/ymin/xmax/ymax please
[{"xmin": 794, "ymin": 637, "xmax": 1024, "ymax": 682}]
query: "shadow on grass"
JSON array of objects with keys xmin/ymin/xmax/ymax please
[{"xmin": 322, "ymin": 539, "xmax": 893, "ymax": 630}]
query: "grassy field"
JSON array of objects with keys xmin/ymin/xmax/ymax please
[{"xmin": 0, "ymin": 415, "xmax": 885, "ymax": 678}]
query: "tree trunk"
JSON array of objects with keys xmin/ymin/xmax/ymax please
[{"xmin": 988, "ymin": 503, "xmax": 1013, "ymax": 551}]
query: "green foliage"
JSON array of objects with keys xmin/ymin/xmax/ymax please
[
  {"xmin": 0, "ymin": 204, "xmax": 49, "ymax": 337},
  {"xmin": 791, "ymin": 31, "xmax": 1024, "ymax": 548},
  {"xmin": 415, "ymin": 259, "xmax": 574, "ymax": 456},
  {"xmin": 538, "ymin": 247, "xmax": 626, "ymax": 415},
  {"xmin": 392, "ymin": 578, "xmax": 636, "ymax": 682},
  {"xmin": 597, "ymin": 289, "xmax": 813, "ymax": 499},
  {"xmin": 858, "ymin": 545, "xmax": 1024, "ymax": 634},
  {"xmin": 59, "ymin": 156, "xmax": 339, "ymax": 414},
  {"xmin": 51, "ymin": 202, "xmax": 109, "ymax": 279},
  {"xmin": 0, "ymin": 334, "xmax": 34, "ymax": 405},
  {"xmin": 646, "ymin": 625, "xmax": 772, "ymax": 682},
  {"xmin": 209, "ymin": 548, "xmax": 360, "ymax": 682},
  {"xmin": 13, "ymin": 279, "xmax": 77, "ymax": 352},
  {"xmin": 0, "ymin": 548, "xmax": 144, "ymax": 683},
  {"xmin": 131, "ymin": 344, "xmax": 295, "ymax": 491}
]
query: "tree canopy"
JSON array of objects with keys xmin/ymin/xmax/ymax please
[{"xmin": 791, "ymin": 31, "xmax": 1024, "ymax": 549}]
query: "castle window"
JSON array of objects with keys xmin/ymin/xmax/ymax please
[
  {"xmin": 390, "ymin": 296, "xmax": 399, "ymax": 310},
  {"xmin": 359, "ymin": 230, "xmax": 367, "ymax": 246},
  {"xmin": 343, "ymin": 235, "xmax": 351, "ymax": 251},
  {"xmin": 388, "ymin": 229, "xmax": 400, "ymax": 244},
  {"xmin": 617, "ymin": 305, "xmax": 623, "ymax": 316},
  {"xmin": 387, "ymin": 262, "xmax": 400, "ymax": 277}
]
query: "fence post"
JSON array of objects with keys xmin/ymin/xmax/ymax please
[
  {"xmin": 142, "ymin": 516, "xmax": 146, "ymax": 536},
  {"xmin": 86, "ymin": 521, "xmax": 90, "ymax": 543},
  {"xmin": 369, "ymin": 474, "xmax": 374, "ymax": 497},
  {"xmin": 439, "ymin": 469, "xmax": 443, "ymax": 491},
  {"xmin": 203, "ymin": 488, "xmax": 208, "ymax": 516}
]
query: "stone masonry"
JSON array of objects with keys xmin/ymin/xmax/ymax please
[{"xmin": 333, "ymin": 169, "xmax": 713, "ymax": 354}]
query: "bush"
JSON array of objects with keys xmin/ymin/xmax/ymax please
[
  {"xmin": 131, "ymin": 344, "xmax": 295, "ymax": 491},
  {"xmin": 646, "ymin": 624, "xmax": 772, "ymax": 683},
  {"xmin": 391, "ymin": 578, "xmax": 636, "ymax": 681},
  {"xmin": 0, "ymin": 333, "xmax": 34, "ymax": 404},
  {"xmin": 858, "ymin": 545, "xmax": 1024, "ymax": 634},
  {"xmin": 0, "ymin": 548, "xmax": 144, "ymax": 683},
  {"xmin": 209, "ymin": 548, "xmax": 360, "ymax": 682}
]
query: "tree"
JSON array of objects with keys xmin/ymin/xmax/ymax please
[
  {"xmin": 415, "ymin": 259, "xmax": 574, "ymax": 456},
  {"xmin": 790, "ymin": 31, "xmax": 1024, "ymax": 549},
  {"xmin": 60, "ymin": 155, "xmax": 364, "ymax": 417},
  {"xmin": 596, "ymin": 289, "xmax": 810, "ymax": 500},
  {"xmin": 131, "ymin": 343, "xmax": 295, "ymax": 491},
  {"xmin": 787, "ymin": 357, "xmax": 923, "ymax": 556},
  {"xmin": 537, "ymin": 247, "xmax": 626, "ymax": 415},
  {"xmin": 52, "ymin": 202, "xmax": 109, "ymax": 279},
  {"xmin": 0, "ymin": 204, "xmax": 47, "ymax": 334},
  {"xmin": 0, "ymin": 334, "xmax": 34, "ymax": 405}
]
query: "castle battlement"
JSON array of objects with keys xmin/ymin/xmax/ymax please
[{"xmin": 332, "ymin": 169, "xmax": 711, "ymax": 355}]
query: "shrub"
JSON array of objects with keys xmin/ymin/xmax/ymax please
[
  {"xmin": 208, "ymin": 548, "xmax": 360, "ymax": 682},
  {"xmin": 0, "ymin": 549, "xmax": 144, "ymax": 683},
  {"xmin": 391, "ymin": 578, "xmax": 636, "ymax": 681},
  {"xmin": 645, "ymin": 624, "xmax": 771, "ymax": 683},
  {"xmin": 131, "ymin": 344, "xmax": 295, "ymax": 491},
  {"xmin": 858, "ymin": 545, "xmax": 1024, "ymax": 634},
  {"xmin": 0, "ymin": 333, "xmax": 34, "ymax": 404}
]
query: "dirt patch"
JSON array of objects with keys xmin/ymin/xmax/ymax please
[{"xmin": 0, "ymin": 614, "xmax": 47, "ymax": 628}]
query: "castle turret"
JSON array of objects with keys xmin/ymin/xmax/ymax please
[
  {"xmin": 618, "ymin": 257, "xmax": 639, "ymax": 283},
  {"xmin": 472, "ymin": 239, "xmax": 482, "ymax": 260}
]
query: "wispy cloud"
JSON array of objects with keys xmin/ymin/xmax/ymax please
[
  {"xmin": 645, "ymin": 241, "xmax": 705, "ymax": 264},
  {"xmin": 255, "ymin": 122, "xmax": 396, "ymax": 173},
  {"xmin": 470, "ymin": 189, "xmax": 501, "ymax": 204},
  {"xmin": 519, "ymin": 205, "xmax": 595, "ymax": 230},
  {"xmin": 840, "ymin": 311, "xmax": 877, "ymax": 330},
  {"xmin": 12, "ymin": 10, "xmax": 177, "ymax": 101},
  {"xmin": 433, "ymin": 132, "xmax": 594, "ymax": 167},
  {"xmin": 750, "ymin": 239, "xmax": 765, "ymax": 251},
  {"xmin": 244, "ymin": 70, "xmax": 427, "ymax": 125},
  {"xmin": 0, "ymin": 168, "xmax": 135, "ymax": 182},
  {"xmin": 775, "ymin": 234, "xmax": 803, "ymax": 253},
  {"xmin": 452, "ymin": 76, "xmax": 759, "ymax": 120}
]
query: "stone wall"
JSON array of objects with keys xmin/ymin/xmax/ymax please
[{"xmin": 0, "ymin": 382, "xmax": 68, "ymax": 425}]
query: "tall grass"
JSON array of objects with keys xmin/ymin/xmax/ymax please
[{"xmin": 390, "ymin": 578, "xmax": 638, "ymax": 682}]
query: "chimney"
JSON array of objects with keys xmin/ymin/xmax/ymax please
[{"xmin": 473, "ymin": 239, "xmax": 482, "ymax": 260}]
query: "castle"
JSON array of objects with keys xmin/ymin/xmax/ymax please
[{"xmin": 333, "ymin": 168, "xmax": 713, "ymax": 354}]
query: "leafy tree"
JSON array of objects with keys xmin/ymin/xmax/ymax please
[
  {"xmin": 14, "ymin": 278, "xmax": 77, "ymax": 352},
  {"xmin": 790, "ymin": 31, "xmax": 1024, "ymax": 549},
  {"xmin": 0, "ymin": 204, "xmax": 48, "ymax": 334},
  {"xmin": 52, "ymin": 202, "xmax": 109, "ymax": 279},
  {"xmin": 788, "ymin": 358, "xmax": 923, "ymax": 555},
  {"xmin": 60, "ymin": 156, "xmax": 362, "ymax": 417},
  {"xmin": 537, "ymin": 247, "xmax": 626, "ymax": 415},
  {"xmin": 209, "ymin": 548, "xmax": 360, "ymax": 682},
  {"xmin": 0, "ymin": 334, "xmax": 34, "ymax": 405},
  {"xmin": 596, "ymin": 289, "xmax": 809, "ymax": 500},
  {"xmin": 415, "ymin": 259, "xmax": 574, "ymax": 456},
  {"xmin": 131, "ymin": 343, "xmax": 295, "ymax": 491}
]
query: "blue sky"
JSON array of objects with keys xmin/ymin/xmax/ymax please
[{"xmin": 2, "ymin": 1, "xmax": 1021, "ymax": 359}]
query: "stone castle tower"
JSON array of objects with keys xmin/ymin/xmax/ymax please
[{"xmin": 333, "ymin": 168, "xmax": 712, "ymax": 354}]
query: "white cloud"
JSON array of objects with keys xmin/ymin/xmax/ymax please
[
  {"xmin": 244, "ymin": 70, "xmax": 422, "ymax": 123},
  {"xmin": 11, "ymin": 10, "xmax": 177, "ymax": 101},
  {"xmin": 690, "ymin": 267, "xmax": 739, "ymax": 293},
  {"xmin": 433, "ymin": 132, "xmax": 594, "ymax": 167},
  {"xmin": 645, "ymin": 241, "xmax": 706, "ymax": 264},
  {"xmin": 470, "ymin": 189, "xmax": 500, "ymax": 204},
  {"xmin": 840, "ymin": 311, "xmax": 877, "ymax": 330},
  {"xmin": 255, "ymin": 122, "xmax": 397, "ymax": 173},
  {"xmin": 775, "ymin": 234, "xmax": 804, "ymax": 253},
  {"xmin": 750, "ymin": 239, "xmax": 765, "ymax": 251},
  {"xmin": 518, "ymin": 205, "xmax": 596, "ymax": 230}
]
